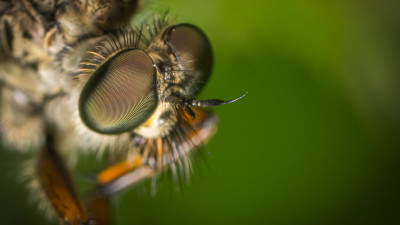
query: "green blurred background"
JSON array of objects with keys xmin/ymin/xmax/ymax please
[{"xmin": 1, "ymin": 0, "xmax": 400, "ymax": 224}]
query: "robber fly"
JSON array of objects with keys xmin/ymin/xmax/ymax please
[{"xmin": 0, "ymin": 1, "xmax": 245, "ymax": 224}]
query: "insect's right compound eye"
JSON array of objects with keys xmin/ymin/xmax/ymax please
[
  {"xmin": 79, "ymin": 49, "xmax": 158, "ymax": 134},
  {"xmin": 164, "ymin": 24, "xmax": 213, "ymax": 96}
]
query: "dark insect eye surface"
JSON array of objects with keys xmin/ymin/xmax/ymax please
[
  {"xmin": 79, "ymin": 49, "xmax": 158, "ymax": 134},
  {"xmin": 164, "ymin": 24, "xmax": 213, "ymax": 96}
]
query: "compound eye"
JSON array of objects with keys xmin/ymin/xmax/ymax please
[
  {"xmin": 79, "ymin": 49, "xmax": 158, "ymax": 134},
  {"xmin": 165, "ymin": 24, "xmax": 213, "ymax": 96}
]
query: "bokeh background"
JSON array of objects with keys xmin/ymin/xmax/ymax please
[{"xmin": 1, "ymin": 0, "xmax": 400, "ymax": 224}]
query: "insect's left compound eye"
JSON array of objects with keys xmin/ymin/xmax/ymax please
[{"xmin": 79, "ymin": 49, "xmax": 158, "ymax": 134}]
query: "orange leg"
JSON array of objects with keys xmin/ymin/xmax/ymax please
[
  {"xmin": 37, "ymin": 135, "xmax": 110, "ymax": 225},
  {"xmin": 96, "ymin": 153, "xmax": 155, "ymax": 197},
  {"xmin": 96, "ymin": 107, "xmax": 217, "ymax": 196},
  {"xmin": 88, "ymin": 195, "xmax": 111, "ymax": 225}
]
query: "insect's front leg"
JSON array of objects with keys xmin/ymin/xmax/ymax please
[
  {"xmin": 95, "ymin": 107, "xmax": 218, "ymax": 197},
  {"xmin": 36, "ymin": 133, "xmax": 110, "ymax": 225}
]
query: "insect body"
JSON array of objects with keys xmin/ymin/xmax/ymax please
[{"xmin": 0, "ymin": 1, "xmax": 244, "ymax": 224}]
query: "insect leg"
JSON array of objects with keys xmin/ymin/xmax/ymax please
[
  {"xmin": 96, "ymin": 154, "xmax": 154, "ymax": 196},
  {"xmin": 88, "ymin": 194, "xmax": 111, "ymax": 225},
  {"xmin": 95, "ymin": 108, "xmax": 218, "ymax": 197},
  {"xmin": 36, "ymin": 134, "xmax": 90, "ymax": 225}
]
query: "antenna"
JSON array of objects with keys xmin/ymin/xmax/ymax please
[{"xmin": 190, "ymin": 92, "xmax": 248, "ymax": 107}]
